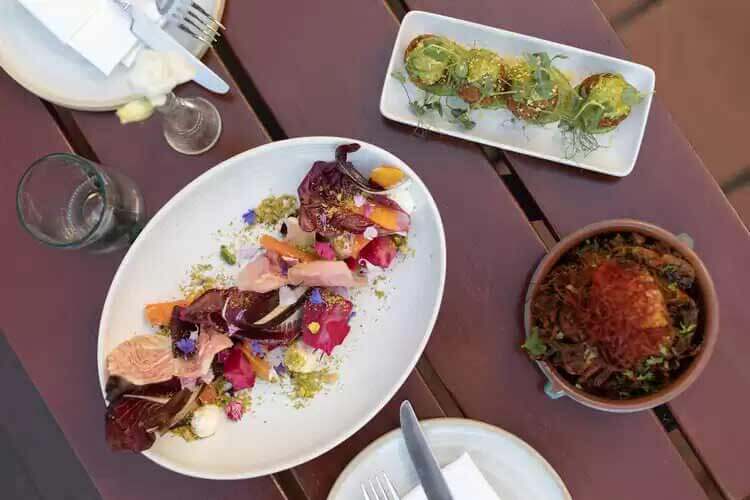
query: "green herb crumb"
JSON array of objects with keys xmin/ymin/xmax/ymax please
[
  {"xmin": 522, "ymin": 327, "xmax": 547, "ymax": 357},
  {"xmin": 170, "ymin": 425, "xmax": 199, "ymax": 442},
  {"xmin": 220, "ymin": 245, "xmax": 237, "ymax": 265},
  {"xmin": 255, "ymin": 195, "xmax": 298, "ymax": 226}
]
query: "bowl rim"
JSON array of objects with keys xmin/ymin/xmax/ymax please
[{"xmin": 523, "ymin": 218, "xmax": 719, "ymax": 412}]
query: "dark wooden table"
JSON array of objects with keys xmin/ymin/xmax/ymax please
[{"xmin": 2, "ymin": 1, "xmax": 748, "ymax": 499}]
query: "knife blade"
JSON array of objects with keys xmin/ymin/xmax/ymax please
[
  {"xmin": 400, "ymin": 401, "xmax": 455, "ymax": 500},
  {"xmin": 129, "ymin": 6, "xmax": 229, "ymax": 94}
]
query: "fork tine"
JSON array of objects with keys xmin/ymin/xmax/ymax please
[
  {"xmin": 177, "ymin": 23, "xmax": 214, "ymax": 45},
  {"xmin": 188, "ymin": 1, "xmax": 226, "ymax": 29},
  {"xmin": 369, "ymin": 479, "xmax": 381, "ymax": 500},
  {"xmin": 185, "ymin": 11, "xmax": 222, "ymax": 36},
  {"xmin": 361, "ymin": 483, "xmax": 373, "ymax": 500},
  {"xmin": 183, "ymin": 16, "xmax": 220, "ymax": 40},
  {"xmin": 375, "ymin": 476, "xmax": 390, "ymax": 499},
  {"xmin": 382, "ymin": 473, "xmax": 400, "ymax": 499}
]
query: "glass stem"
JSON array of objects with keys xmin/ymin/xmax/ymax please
[{"xmin": 156, "ymin": 92, "xmax": 203, "ymax": 137}]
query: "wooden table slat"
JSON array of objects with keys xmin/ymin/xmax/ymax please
[
  {"xmin": 221, "ymin": 2, "xmax": 707, "ymax": 499},
  {"xmin": 406, "ymin": 1, "xmax": 750, "ymax": 498}
]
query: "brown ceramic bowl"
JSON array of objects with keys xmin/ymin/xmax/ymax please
[{"xmin": 524, "ymin": 219, "xmax": 719, "ymax": 412}]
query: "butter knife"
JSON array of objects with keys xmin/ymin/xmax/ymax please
[
  {"xmin": 400, "ymin": 401, "xmax": 455, "ymax": 500},
  {"xmin": 126, "ymin": 4, "xmax": 229, "ymax": 94}
]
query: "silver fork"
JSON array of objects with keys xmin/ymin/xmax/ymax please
[
  {"xmin": 156, "ymin": 0, "xmax": 225, "ymax": 46},
  {"xmin": 361, "ymin": 473, "xmax": 401, "ymax": 500}
]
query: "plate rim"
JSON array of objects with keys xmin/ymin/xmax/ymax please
[
  {"xmin": 97, "ymin": 136, "xmax": 447, "ymax": 479},
  {"xmin": 380, "ymin": 9, "xmax": 656, "ymax": 177},
  {"xmin": 327, "ymin": 417, "xmax": 572, "ymax": 500},
  {"xmin": 0, "ymin": 0, "xmax": 225, "ymax": 111}
]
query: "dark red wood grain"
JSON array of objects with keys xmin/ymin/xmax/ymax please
[
  {"xmin": 0, "ymin": 64, "xmax": 288, "ymax": 499},
  {"xmin": 406, "ymin": 1, "xmax": 750, "ymax": 498},
  {"xmin": 222, "ymin": 2, "xmax": 706, "ymax": 499}
]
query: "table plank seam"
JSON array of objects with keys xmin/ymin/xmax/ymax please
[
  {"xmin": 38, "ymin": 100, "xmax": 98, "ymax": 161},
  {"xmin": 212, "ymin": 40, "xmax": 286, "ymax": 142}
]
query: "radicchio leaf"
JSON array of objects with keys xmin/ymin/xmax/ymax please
[
  {"xmin": 105, "ymin": 376, "xmax": 181, "ymax": 404},
  {"xmin": 301, "ymin": 292, "xmax": 353, "ymax": 355},
  {"xmin": 223, "ymin": 347, "xmax": 256, "ymax": 391},
  {"xmin": 298, "ymin": 144, "xmax": 411, "ymax": 236},
  {"xmin": 105, "ymin": 379, "xmax": 195, "ymax": 452},
  {"xmin": 179, "ymin": 289, "xmax": 230, "ymax": 332},
  {"xmin": 359, "ymin": 236, "xmax": 398, "ymax": 268},
  {"xmin": 223, "ymin": 288, "xmax": 279, "ymax": 331}
]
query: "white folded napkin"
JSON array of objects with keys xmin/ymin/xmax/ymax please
[
  {"xmin": 403, "ymin": 453, "xmax": 501, "ymax": 500},
  {"xmin": 17, "ymin": 0, "xmax": 162, "ymax": 75}
]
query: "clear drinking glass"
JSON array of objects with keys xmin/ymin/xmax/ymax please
[
  {"xmin": 158, "ymin": 92, "xmax": 222, "ymax": 155},
  {"xmin": 17, "ymin": 153, "xmax": 146, "ymax": 252}
]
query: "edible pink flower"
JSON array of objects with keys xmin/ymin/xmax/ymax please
[
  {"xmin": 226, "ymin": 400, "xmax": 244, "ymax": 421},
  {"xmin": 314, "ymin": 241, "xmax": 337, "ymax": 260}
]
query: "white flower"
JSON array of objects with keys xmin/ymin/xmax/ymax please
[{"xmin": 364, "ymin": 226, "xmax": 378, "ymax": 240}]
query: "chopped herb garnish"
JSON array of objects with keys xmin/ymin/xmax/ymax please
[
  {"xmin": 522, "ymin": 327, "xmax": 548, "ymax": 357},
  {"xmin": 220, "ymin": 245, "xmax": 237, "ymax": 265}
]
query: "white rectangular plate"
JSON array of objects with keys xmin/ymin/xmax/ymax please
[{"xmin": 380, "ymin": 11, "xmax": 656, "ymax": 177}]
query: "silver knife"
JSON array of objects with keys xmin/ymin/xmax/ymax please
[
  {"xmin": 127, "ymin": 5, "xmax": 229, "ymax": 94},
  {"xmin": 400, "ymin": 401, "xmax": 455, "ymax": 500}
]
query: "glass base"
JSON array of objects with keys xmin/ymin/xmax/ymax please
[{"xmin": 162, "ymin": 97, "xmax": 222, "ymax": 155}]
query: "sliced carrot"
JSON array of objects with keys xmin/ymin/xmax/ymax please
[
  {"xmin": 351, "ymin": 234, "xmax": 370, "ymax": 259},
  {"xmin": 144, "ymin": 300, "xmax": 189, "ymax": 326},
  {"xmin": 352, "ymin": 205, "xmax": 403, "ymax": 232},
  {"xmin": 239, "ymin": 343, "xmax": 276, "ymax": 381},
  {"xmin": 259, "ymin": 235, "xmax": 317, "ymax": 262},
  {"xmin": 369, "ymin": 165, "xmax": 404, "ymax": 188}
]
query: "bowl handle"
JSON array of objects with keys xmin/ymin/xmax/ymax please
[
  {"xmin": 544, "ymin": 378, "xmax": 567, "ymax": 400},
  {"xmin": 677, "ymin": 233, "xmax": 694, "ymax": 250}
]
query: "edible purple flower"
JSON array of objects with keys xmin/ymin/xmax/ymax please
[
  {"xmin": 242, "ymin": 209, "xmax": 256, "ymax": 225},
  {"xmin": 250, "ymin": 340, "xmax": 264, "ymax": 356},
  {"xmin": 349, "ymin": 311, "xmax": 356, "ymax": 319},
  {"xmin": 353, "ymin": 194, "xmax": 366, "ymax": 207},
  {"xmin": 310, "ymin": 288, "xmax": 324, "ymax": 305},
  {"xmin": 274, "ymin": 363, "xmax": 288, "ymax": 376},
  {"xmin": 175, "ymin": 338, "xmax": 196, "ymax": 355}
]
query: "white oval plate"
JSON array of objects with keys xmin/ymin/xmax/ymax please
[
  {"xmin": 328, "ymin": 418, "xmax": 571, "ymax": 500},
  {"xmin": 0, "ymin": 0, "xmax": 224, "ymax": 111},
  {"xmin": 380, "ymin": 11, "xmax": 656, "ymax": 177},
  {"xmin": 97, "ymin": 137, "xmax": 446, "ymax": 479}
]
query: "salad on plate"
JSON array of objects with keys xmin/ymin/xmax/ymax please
[{"xmin": 104, "ymin": 143, "xmax": 414, "ymax": 452}]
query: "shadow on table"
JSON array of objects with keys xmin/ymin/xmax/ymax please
[{"xmin": 0, "ymin": 330, "xmax": 100, "ymax": 500}]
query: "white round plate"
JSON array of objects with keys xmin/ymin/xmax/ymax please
[
  {"xmin": 328, "ymin": 419, "xmax": 571, "ymax": 500},
  {"xmin": 97, "ymin": 137, "xmax": 446, "ymax": 479},
  {"xmin": 0, "ymin": 0, "xmax": 224, "ymax": 111}
]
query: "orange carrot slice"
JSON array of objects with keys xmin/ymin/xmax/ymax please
[
  {"xmin": 259, "ymin": 235, "xmax": 317, "ymax": 262},
  {"xmin": 239, "ymin": 343, "xmax": 276, "ymax": 381},
  {"xmin": 144, "ymin": 300, "xmax": 189, "ymax": 326},
  {"xmin": 370, "ymin": 165, "xmax": 404, "ymax": 188},
  {"xmin": 352, "ymin": 205, "xmax": 404, "ymax": 232}
]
